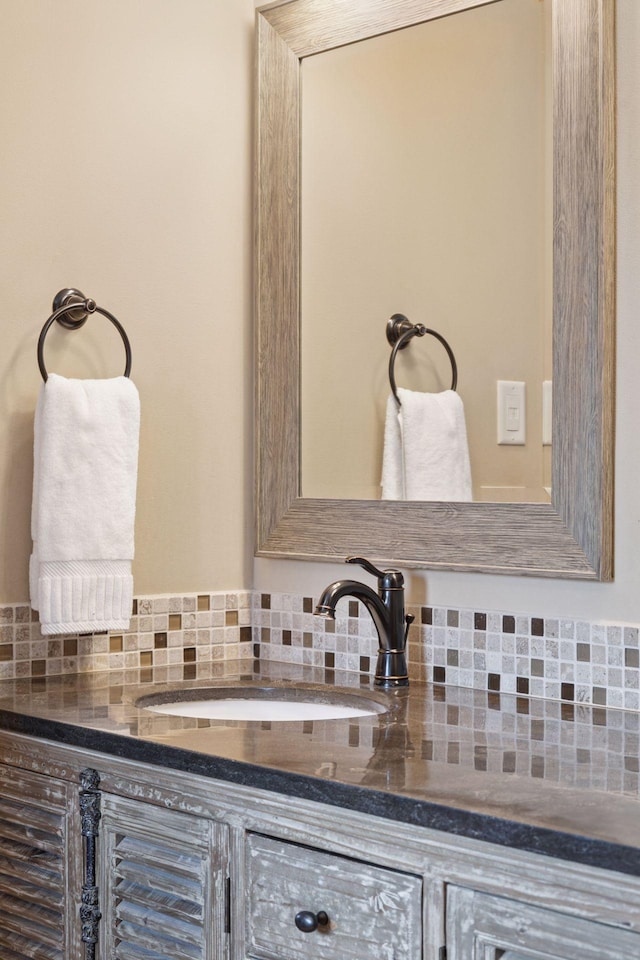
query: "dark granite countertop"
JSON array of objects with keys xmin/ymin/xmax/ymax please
[{"xmin": 0, "ymin": 660, "xmax": 638, "ymax": 876}]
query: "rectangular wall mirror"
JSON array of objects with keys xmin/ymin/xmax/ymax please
[{"xmin": 255, "ymin": 0, "xmax": 615, "ymax": 580}]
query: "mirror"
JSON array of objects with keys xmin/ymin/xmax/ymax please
[
  {"xmin": 255, "ymin": 0, "xmax": 615, "ymax": 579},
  {"xmin": 300, "ymin": 0, "xmax": 552, "ymax": 504}
]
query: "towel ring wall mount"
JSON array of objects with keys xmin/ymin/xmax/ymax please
[
  {"xmin": 38, "ymin": 288, "xmax": 132, "ymax": 381},
  {"xmin": 387, "ymin": 313, "xmax": 457, "ymax": 406}
]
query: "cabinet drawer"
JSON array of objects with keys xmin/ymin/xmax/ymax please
[
  {"xmin": 245, "ymin": 832, "xmax": 422, "ymax": 960},
  {"xmin": 446, "ymin": 886, "xmax": 640, "ymax": 960}
]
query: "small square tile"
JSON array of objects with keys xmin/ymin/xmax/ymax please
[
  {"xmin": 502, "ymin": 615, "xmax": 515, "ymax": 634},
  {"xmin": 109, "ymin": 636, "xmax": 123, "ymax": 654},
  {"xmin": 531, "ymin": 617, "xmax": 544, "ymax": 637},
  {"xmin": 474, "ymin": 612, "xmax": 487, "ymax": 631},
  {"xmin": 64, "ymin": 638, "xmax": 78, "ymax": 657},
  {"xmin": 625, "ymin": 648, "xmax": 640, "ymax": 668},
  {"xmin": 531, "ymin": 658, "xmax": 545, "ymax": 677}
]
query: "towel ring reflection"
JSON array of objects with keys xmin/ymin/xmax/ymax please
[
  {"xmin": 387, "ymin": 313, "xmax": 457, "ymax": 407},
  {"xmin": 37, "ymin": 288, "xmax": 132, "ymax": 382}
]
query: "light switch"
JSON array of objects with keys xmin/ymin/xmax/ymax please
[
  {"xmin": 542, "ymin": 380, "xmax": 552, "ymax": 445},
  {"xmin": 497, "ymin": 381, "xmax": 526, "ymax": 444}
]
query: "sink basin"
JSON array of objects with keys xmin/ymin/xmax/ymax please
[{"xmin": 136, "ymin": 685, "xmax": 388, "ymax": 722}]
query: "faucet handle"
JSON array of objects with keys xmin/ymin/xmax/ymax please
[
  {"xmin": 346, "ymin": 556, "xmax": 404, "ymax": 589},
  {"xmin": 346, "ymin": 556, "xmax": 387, "ymax": 579}
]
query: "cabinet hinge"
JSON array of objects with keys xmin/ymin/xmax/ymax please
[
  {"xmin": 225, "ymin": 876, "xmax": 231, "ymax": 934},
  {"xmin": 438, "ymin": 947, "xmax": 447, "ymax": 960}
]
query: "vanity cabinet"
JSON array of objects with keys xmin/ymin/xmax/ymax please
[
  {"xmin": 1, "ymin": 733, "xmax": 639, "ymax": 960},
  {"xmin": 245, "ymin": 832, "xmax": 422, "ymax": 960},
  {"xmin": 0, "ymin": 761, "xmax": 81, "ymax": 959},
  {"xmin": 446, "ymin": 886, "xmax": 640, "ymax": 960},
  {"xmin": 99, "ymin": 792, "xmax": 229, "ymax": 960}
]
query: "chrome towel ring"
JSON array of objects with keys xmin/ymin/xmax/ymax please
[
  {"xmin": 386, "ymin": 313, "xmax": 457, "ymax": 407},
  {"xmin": 37, "ymin": 287, "xmax": 132, "ymax": 382}
]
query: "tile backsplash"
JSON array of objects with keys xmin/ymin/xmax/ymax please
[
  {"xmin": 1, "ymin": 590, "xmax": 639, "ymax": 711},
  {"xmin": 253, "ymin": 593, "xmax": 640, "ymax": 712},
  {"xmin": 0, "ymin": 592, "xmax": 253, "ymax": 681}
]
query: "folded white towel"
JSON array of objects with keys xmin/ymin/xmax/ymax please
[
  {"xmin": 30, "ymin": 374, "xmax": 140, "ymax": 635},
  {"xmin": 381, "ymin": 388, "xmax": 472, "ymax": 501}
]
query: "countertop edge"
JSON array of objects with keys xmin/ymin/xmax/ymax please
[{"xmin": 2, "ymin": 708, "xmax": 639, "ymax": 879}]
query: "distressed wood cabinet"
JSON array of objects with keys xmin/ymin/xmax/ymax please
[
  {"xmin": 0, "ymin": 761, "xmax": 82, "ymax": 959},
  {"xmin": 1, "ymin": 734, "xmax": 639, "ymax": 960},
  {"xmin": 446, "ymin": 886, "xmax": 640, "ymax": 960},
  {"xmin": 99, "ymin": 793, "xmax": 229, "ymax": 960},
  {"xmin": 245, "ymin": 832, "xmax": 422, "ymax": 960}
]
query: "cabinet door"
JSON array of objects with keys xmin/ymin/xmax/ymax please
[
  {"xmin": 0, "ymin": 762, "xmax": 80, "ymax": 960},
  {"xmin": 446, "ymin": 885, "xmax": 640, "ymax": 960},
  {"xmin": 245, "ymin": 831, "xmax": 422, "ymax": 960},
  {"xmin": 100, "ymin": 793, "xmax": 229, "ymax": 960}
]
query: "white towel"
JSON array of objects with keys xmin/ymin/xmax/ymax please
[
  {"xmin": 381, "ymin": 388, "xmax": 472, "ymax": 501},
  {"xmin": 30, "ymin": 374, "xmax": 140, "ymax": 636}
]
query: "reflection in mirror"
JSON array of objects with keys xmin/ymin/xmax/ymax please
[{"xmin": 301, "ymin": 0, "xmax": 552, "ymax": 503}]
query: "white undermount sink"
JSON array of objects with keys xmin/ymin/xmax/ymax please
[{"xmin": 136, "ymin": 685, "xmax": 388, "ymax": 722}]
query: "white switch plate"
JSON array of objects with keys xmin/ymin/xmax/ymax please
[
  {"xmin": 497, "ymin": 380, "xmax": 526, "ymax": 444},
  {"xmin": 542, "ymin": 380, "xmax": 552, "ymax": 445}
]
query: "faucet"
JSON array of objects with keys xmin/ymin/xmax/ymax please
[{"xmin": 314, "ymin": 557, "xmax": 413, "ymax": 687}]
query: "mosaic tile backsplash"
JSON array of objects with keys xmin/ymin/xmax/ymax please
[
  {"xmin": 0, "ymin": 591, "xmax": 253, "ymax": 681},
  {"xmin": 1, "ymin": 590, "xmax": 639, "ymax": 711},
  {"xmin": 253, "ymin": 593, "xmax": 640, "ymax": 712}
]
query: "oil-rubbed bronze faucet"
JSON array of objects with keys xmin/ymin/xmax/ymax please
[{"xmin": 314, "ymin": 557, "xmax": 413, "ymax": 687}]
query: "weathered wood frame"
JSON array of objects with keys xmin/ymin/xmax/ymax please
[{"xmin": 255, "ymin": 0, "xmax": 615, "ymax": 579}]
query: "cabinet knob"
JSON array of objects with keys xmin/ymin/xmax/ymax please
[{"xmin": 294, "ymin": 910, "xmax": 329, "ymax": 933}]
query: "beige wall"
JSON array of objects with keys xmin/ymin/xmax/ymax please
[
  {"xmin": 0, "ymin": 0, "xmax": 254, "ymax": 603},
  {"xmin": 301, "ymin": 0, "xmax": 551, "ymax": 502},
  {"xmin": 3, "ymin": 0, "xmax": 640, "ymax": 633}
]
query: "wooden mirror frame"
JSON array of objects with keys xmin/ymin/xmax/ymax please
[{"xmin": 255, "ymin": 0, "xmax": 615, "ymax": 580}]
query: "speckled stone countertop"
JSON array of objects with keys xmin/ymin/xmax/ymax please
[{"xmin": 0, "ymin": 661, "xmax": 638, "ymax": 875}]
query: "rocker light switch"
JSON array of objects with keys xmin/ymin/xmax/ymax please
[
  {"xmin": 542, "ymin": 380, "xmax": 552, "ymax": 445},
  {"xmin": 497, "ymin": 381, "xmax": 526, "ymax": 445}
]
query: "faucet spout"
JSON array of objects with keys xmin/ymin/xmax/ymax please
[
  {"xmin": 316, "ymin": 580, "xmax": 390, "ymax": 647},
  {"xmin": 314, "ymin": 557, "xmax": 411, "ymax": 687}
]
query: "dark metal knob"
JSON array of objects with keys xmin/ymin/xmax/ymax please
[{"xmin": 294, "ymin": 910, "xmax": 329, "ymax": 933}]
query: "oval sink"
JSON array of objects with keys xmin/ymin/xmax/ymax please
[{"xmin": 136, "ymin": 685, "xmax": 387, "ymax": 722}]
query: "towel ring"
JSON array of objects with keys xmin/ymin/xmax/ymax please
[
  {"xmin": 387, "ymin": 313, "xmax": 457, "ymax": 407},
  {"xmin": 38, "ymin": 288, "xmax": 132, "ymax": 382}
]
